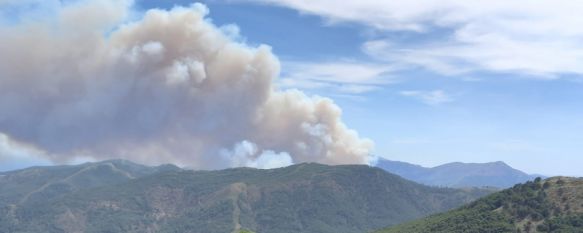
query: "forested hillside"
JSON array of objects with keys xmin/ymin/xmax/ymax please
[
  {"xmin": 376, "ymin": 177, "xmax": 583, "ymax": 233},
  {"xmin": 0, "ymin": 161, "xmax": 490, "ymax": 233}
]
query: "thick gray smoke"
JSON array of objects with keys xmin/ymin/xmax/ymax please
[{"xmin": 0, "ymin": 1, "xmax": 373, "ymax": 169}]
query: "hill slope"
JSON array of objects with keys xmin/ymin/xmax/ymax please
[
  {"xmin": 376, "ymin": 177, "xmax": 583, "ymax": 233},
  {"xmin": 376, "ymin": 158, "xmax": 540, "ymax": 188},
  {"xmin": 0, "ymin": 162, "xmax": 490, "ymax": 233},
  {"xmin": 0, "ymin": 159, "xmax": 180, "ymax": 207}
]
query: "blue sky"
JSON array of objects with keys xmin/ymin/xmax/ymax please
[
  {"xmin": 136, "ymin": 0, "xmax": 583, "ymax": 176},
  {"xmin": 1, "ymin": 0, "xmax": 582, "ymax": 176}
]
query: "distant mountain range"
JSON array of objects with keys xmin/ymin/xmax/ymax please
[
  {"xmin": 375, "ymin": 158, "xmax": 542, "ymax": 188},
  {"xmin": 0, "ymin": 160, "xmax": 492, "ymax": 233},
  {"xmin": 376, "ymin": 177, "xmax": 583, "ymax": 233}
]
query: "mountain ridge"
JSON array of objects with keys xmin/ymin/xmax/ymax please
[
  {"xmin": 376, "ymin": 158, "xmax": 541, "ymax": 188},
  {"xmin": 0, "ymin": 160, "xmax": 492, "ymax": 233}
]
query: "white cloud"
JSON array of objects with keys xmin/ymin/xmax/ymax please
[
  {"xmin": 279, "ymin": 60, "xmax": 395, "ymax": 94},
  {"xmin": 400, "ymin": 90, "xmax": 454, "ymax": 106},
  {"xmin": 248, "ymin": 0, "xmax": 583, "ymax": 76},
  {"xmin": 337, "ymin": 84, "xmax": 379, "ymax": 94}
]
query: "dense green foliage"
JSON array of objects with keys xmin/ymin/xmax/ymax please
[
  {"xmin": 0, "ymin": 161, "xmax": 490, "ymax": 233},
  {"xmin": 537, "ymin": 214, "xmax": 583, "ymax": 232},
  {"xmin": 376, "ymin": 177, "xmax": 583, "ymax": 233}
]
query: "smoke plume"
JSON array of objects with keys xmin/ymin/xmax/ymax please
[{"xmin": 0, "ymin": 1, "xmax": 373, "ymax": 169}]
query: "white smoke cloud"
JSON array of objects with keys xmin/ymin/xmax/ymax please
[
  {"xmin": 0, "ymin": 133, "xmax": 44, "ymax": 162},
  {"xmin": 0, "ymin": 1, "xmax": 373, "ymax": 169},
  {"xmin": 0, "ymin": 133, "xmax": 52, "ymax": 171},
  {"xmin": 221, "ymin": 140, "xmax": 293, "ymax": 169}
]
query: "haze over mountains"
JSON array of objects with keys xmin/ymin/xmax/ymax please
[
  {"xmin": 376, "ymin": 158, "xmax": 541, "ymax": 188},
  {"xmin": 0, "ymin": 160, "xmax": 491, "ymax": 233}
]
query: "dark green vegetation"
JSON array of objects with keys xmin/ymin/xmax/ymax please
[
  {"xmin": 376, "ymin": 158, "xmax": 540, "ymax": 188},
  {"xmin": 0, "ymin": 160, "xmax": 491, "ymax": 233},
  {"xmin": 239, "ymin": 230, "xmax": 256, "ymax": 233},
  {"xmin": 376, "ymin": 177, "xmax": 583, "ymax": 233}
]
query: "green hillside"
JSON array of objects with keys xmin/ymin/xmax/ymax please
[
  {"xmin": 0, "ymin": 162, "xmax": 490, "ymax": 233},
  {"xmin": 376, "ymin": 177, "xmax": 583, "ymax": 233},
  {"xmin": 0, "ymin": 159, "xmax": 180, "ymax": 207}
]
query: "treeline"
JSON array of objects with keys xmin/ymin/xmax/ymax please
[{"xmin": 378, "ymin": 177, "xmax": 583, "ymax": 233}]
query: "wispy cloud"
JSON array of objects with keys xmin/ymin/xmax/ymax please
[
  {"xmin": 248, "ymin": 0, "xmax": 583, "ymax": 77},
  {"xmin": 400, "ymin": 90, "xmax": 454, "ymax": 106},
  {"xmin": 279, "ymin": 60, "xmax": 396, "ymax": 94}
]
